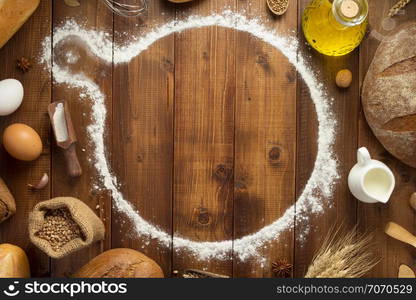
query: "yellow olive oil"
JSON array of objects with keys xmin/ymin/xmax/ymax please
[{"xmin": 302, "ymin": 0, "xmax": 368, "ymax": 56}]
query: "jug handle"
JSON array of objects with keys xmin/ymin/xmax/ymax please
[{"xmin": 357, "ymin": 147, "xmax": 371, "ymax": 166}]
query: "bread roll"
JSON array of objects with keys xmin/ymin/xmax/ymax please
[
  {"xmin": 0, "ymin": 244, "xmax": 30, "ymax": 278},
  {"xmin": 362, "ymin": 23, "xmax": 416, "ymax": 167},
  {"xmin": 0, "ymin": 0, "xmax": 40, "ymax": 49}
]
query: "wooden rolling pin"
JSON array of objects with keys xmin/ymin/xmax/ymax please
[
  {"xmin": 385, "ymin": 222, "xmax": 416, "ymax": 247},
  {"xmin": 0, "ymin": 0, "xmax": 40, "ymax": 49}
]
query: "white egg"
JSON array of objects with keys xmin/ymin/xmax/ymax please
[{"xmin": 0, "ymin": 79, "xmax": 24, "ymax": 116}]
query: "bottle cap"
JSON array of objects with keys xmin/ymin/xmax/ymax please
[{"xmin": 340, "ymin": 0, "xmax": 359, "ymax": 18}]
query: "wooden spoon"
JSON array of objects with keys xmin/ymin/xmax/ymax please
[
  {"xmin": 398, "ymin": 264, "xmax": 415, "ymax": 278},
  {"xmin": 385, "ymin": 222, "xmax": 416, "ymax": 248},
  {"xmin": 267, "ymin": 0, "xmax": 289, "ymax": 16}
]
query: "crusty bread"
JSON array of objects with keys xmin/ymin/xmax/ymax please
[
  {"xmin": 362, "ymin": 23, "xmax": 416, "ymax": 168},
  {"xmin": 72, "ymin": 248, "xmax": 164, "ymax": 278},
  {"xmin": 0, "ymin": 177, "xmax": 16, "ymax": 224},
  {"xmin": 0, "ymin": 0, "xmax": 40, "ymax": 49}
]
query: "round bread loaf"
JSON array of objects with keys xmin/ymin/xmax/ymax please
[
  {"xmin": 362, "ymin": 23, "xmax": 416, "ymax": 168},
  {"xmin": 73, "ymin": 248, "xmax": 164, "ymax": 278}
]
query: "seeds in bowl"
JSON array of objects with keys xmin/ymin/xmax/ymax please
[
  {"xmin": 267, "ymin": 0, "xmax": 289, "ymax": 15},
  {"xmin": 35, "ymin": 208, "xmax": 84, "ymax": 252}
]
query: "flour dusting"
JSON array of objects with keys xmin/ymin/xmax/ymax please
[{"xmin": 40, "ymin": 11, "xmax": 338, "ymax": 261}]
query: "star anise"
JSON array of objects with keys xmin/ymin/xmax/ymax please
[
  {"xmin": 272, "ymin": 259, "xmax": 293, "ymax": 278},
  {"xmin": 17, "ymin": 57, "xmax": 32, "ymax": 72}
]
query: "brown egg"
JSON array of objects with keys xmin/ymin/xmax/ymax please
[{"xmin": 2, "ymin": 123, "xmax": 42, "ymax": 161}]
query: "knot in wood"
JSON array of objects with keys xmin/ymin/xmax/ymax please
[
  {"xmin": 214, "ymin": 164, "xmax": 229, "ymax": 181},
  {"xmin": 256, "ymin": 53, "xmax": 269, "ymax": 65},
  {"xmin": 197, "ymin": 207, "xmax": 210, "ymax": 225},
  {"xmin": 268, "ymin": 147, "xmax": 281, "ymax": 164}
]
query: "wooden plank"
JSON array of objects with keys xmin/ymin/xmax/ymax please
[
  {"xmin": 0, "ymin": 0, "xmax": 51, "ymax": 277},
  {"xmin": 294, "ymin": 0, "xmax": 359, "ymax": 277},
  {"xmin": 358, "ymin": 0, "xmax": 416, "ymax": 278},
  {"xmin": 111, "ymin": 1, "xmax": 175, "ymax": 276},
  {"xmin": 51, "ymin": 1, "xmax": 113, "ymax": 277},
  {"xmin": 233, "ymin": 5, "xmax": 298, "ymax": 277},
  {"xmin": 172, "ymin": 0, "xmax": 236, "ymax": 276}
]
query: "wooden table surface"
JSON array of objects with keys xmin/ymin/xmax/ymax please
[{"xmin": 0, "ymin": 0, "xmax": 415, "ymax": 278}]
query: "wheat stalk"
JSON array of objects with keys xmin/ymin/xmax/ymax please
[
  {"xmin": 305, "ymin": 226, "xmax": 379, "ymax": 278},
  {"xmin": 389, "ymin": 0, "xmax": 413, "ymax": 17}
]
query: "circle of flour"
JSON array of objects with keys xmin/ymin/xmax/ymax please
[{"xmin": 41, "ymin": 11, "xmax": 338, "ymax": 261}]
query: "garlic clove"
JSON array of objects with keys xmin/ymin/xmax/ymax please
[{"xmin": 28, "ymin": 173, "xmax": 49, "ymax": 190}]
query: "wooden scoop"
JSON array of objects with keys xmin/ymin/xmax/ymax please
[
  {"xmin": 398, "ymin": 264, "xmax": 415, "ymax": 278},
  {"xmin": 267, "ymin": 0, "xmax": 289, "ymax": 16},
  {"xmin": 48, "ymin": 101, "xmax": 82, "ymax": 177},
  {"xmin": 385, "ymin": 222, "xmax": 416, "ymax": 248}
]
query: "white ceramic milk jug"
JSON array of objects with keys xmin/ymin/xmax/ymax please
[{"xmin": 348, "ymin": 147, "xmax": 395, "ymax": 204}]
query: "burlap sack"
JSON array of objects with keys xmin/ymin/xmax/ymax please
[
  {"xmin": 0, "ymin": 177, "xmax": 16, "ymax": 224},
  {"xmin": 28, "ymin": 197, "xmax": 105, "ymax": 259}
]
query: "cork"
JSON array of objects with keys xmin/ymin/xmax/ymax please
[{"xmin": 340, "ymin": 0, "xmax": 359, "ymax": 18}]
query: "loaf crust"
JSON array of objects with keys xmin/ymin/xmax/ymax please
[
  {"xmin": 362, "ymin": 23, "xmax": 416, "ymax": 168},
  {"xmin": 73, "ymin": 248, "xmax": 164, "ymax": 278},
  {"xmin": 0, "ymin": 177, "xmax": 16, "ymax": 224},
  {"xmin": 0, "ymin": 0, "xmax": 40, "ymax": 49}
]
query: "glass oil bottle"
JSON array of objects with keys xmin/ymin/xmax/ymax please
[{"xmin": 302, "ymin": 0, "xmax": 368, "ymax": 56}]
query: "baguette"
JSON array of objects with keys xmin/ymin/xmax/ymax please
[{"xmin": 0, "ymin": 0, "xmax": 40, "ymax": 49}]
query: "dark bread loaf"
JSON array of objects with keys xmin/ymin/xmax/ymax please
[{"xmin": 362, "ymin": 23, "xmax": 416, "ymax": 167}]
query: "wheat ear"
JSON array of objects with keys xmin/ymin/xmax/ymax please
[
  {"xmin": 389, "ymin": 0, "xmax": 412, "ymax": 17},
  {"xmin": 305, "ymin": 226, "xmax": 379, "ymax": 278}
]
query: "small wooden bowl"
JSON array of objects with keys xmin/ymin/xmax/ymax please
[{"xmin": 267, "ymin": 0, "xmax": 289, "ymax": 16}]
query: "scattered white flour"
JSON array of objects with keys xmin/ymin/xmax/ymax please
[
  {"xmin": 40, "ymin": 10, "xmax": 339, "ymax": 261},
  {"xmin": 65, "ymin": 50, "xmax": 80, "ymax": 64}
]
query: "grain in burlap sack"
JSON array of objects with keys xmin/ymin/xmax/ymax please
[
  {"xmin": 28, "ymin": 197, "xmax": 105, "ymax": 259},
  {"xmin": 0, "ymin": 177, "xmax": 16, "ymax": 224}
]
